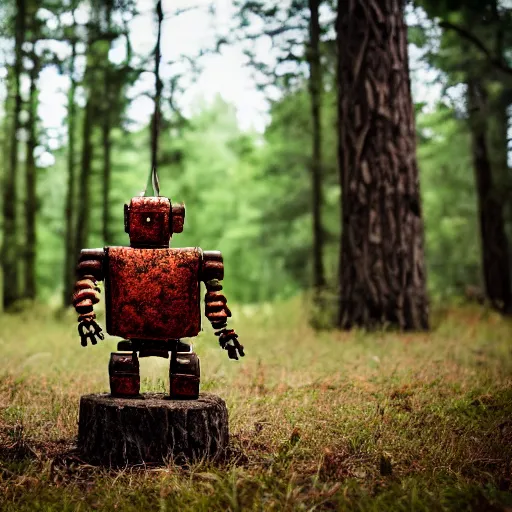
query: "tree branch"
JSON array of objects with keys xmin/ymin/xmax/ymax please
[
  {"xmin": 438, "ymin": 20, "xmax": 512, "ymax": 76},
  {"xmin": 244, "ymin": 25, "xmax": 305, "ymax": 40}
]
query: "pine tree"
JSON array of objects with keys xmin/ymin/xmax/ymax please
[{"xmin": 336, "ymin": 0, "xmax": 429, "ymax": 329}]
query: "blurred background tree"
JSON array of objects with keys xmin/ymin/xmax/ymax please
[{"xmin": 0, "ymin": 0, "xmax": 510, "ymax": 324}]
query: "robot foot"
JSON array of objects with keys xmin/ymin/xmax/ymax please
[
  {"xmin": 109, "ymin": 352, "xmax": 141, "ymax": 397},
  {"xmin": 169, "ymin": 349, "xmax": 200, "ymax": 400}
]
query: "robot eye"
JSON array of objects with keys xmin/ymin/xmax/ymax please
[{"xmin": 146, "ymin": 216, "xmax": 151, "ymax": 223}]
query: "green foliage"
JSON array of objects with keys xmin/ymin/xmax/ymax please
[
  {"xmin": 33, "ymin": 76, "xmax": 488, "ymax": 306},
  {"xmin": 259, "ymin": 86, "xmax": 339, "ymax": 295},
  {"xmin": 2, "ymin": 0, "xmax": 511, "ymax": 310},
  {"xmin": 413, "ymin": 0, "xmax": 512, "ymax": 304},
  {"xmin": 417, "ymin": 104, "xmax": 481, "ymax": 299},
  {"xmin": 36, "ymin": 96, "xmax": 272, "ymax": 303}
]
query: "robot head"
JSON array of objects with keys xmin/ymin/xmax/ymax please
[{"xmin": 124, "ymin": 196, "xmax": 185, "ymax": 248}]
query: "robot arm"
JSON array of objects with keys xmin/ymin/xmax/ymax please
[
  {"xmin": 202, "ymin": 251, "xmax": 245, "ymax": 360},
  {"xmin": 73, "ymin": 248, "xmax": 105, "ymax": 347}
]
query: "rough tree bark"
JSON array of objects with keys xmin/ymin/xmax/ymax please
[
  {"xmin": 336, "ymin": 0, "xmax": 429, "ymax": 330},
  {"xmin": 150, "ymin": 0, "xmax": 163, "ymax": 174},
  {"xmin": 24, "ymin": 51, "xmax": 39, "ymax": 300},
  {"xmin": 306, "ymin": 0, "xmax": 325, "ymax": 293},
  {"xmin": 78, "ymin": 393, "xmax": 229, "ymax": 466},
  {"xmin": 2, "ymin": 0, "xmax": 26, "ymax": 308},
  {"xmin": 467, "ymin": 80, "xmax": 512, "ymax": 314},
  {"xmin": 63, "ymin": 27, "xmax": 77, "ymax": 307}
]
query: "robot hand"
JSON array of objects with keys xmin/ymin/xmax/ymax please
[
  {"xmin": 203, "ymin": 273, "xmax": 245, "ymax": 360},
  {"xmin": 216, "ymin": 329, "xmax": 245, "ymax": 360},
  {"xmin": 78, "ymin": 319, "xmax": 105, "ymax": 347}
]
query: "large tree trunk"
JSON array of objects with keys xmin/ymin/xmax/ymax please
[
  {"xmin": 336, "ymin": 0, "xmax": 429, "ymax": 330},
  {"xmin": 23, "ymin": 52, "xmax": 38, "ymax": 300},
  {"xmin": 63, "ymin": 35, "xmax": 77, "ymax": 307},
  {"xmin": 307, "ymin": 0, "xmax": 325, "ymax": 293},
  {"xmin": 2, "ymin": 0, "xmax": 26, "ymax": 308},
  {"xmin": 150, "ymin": 0, "xmax": 163, "ymax": 175},
  {"xmin": 467, "ymin": 80, "xmax": 512, "ymax": 314}
]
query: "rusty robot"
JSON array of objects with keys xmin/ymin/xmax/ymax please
[{"xmin": 72, "ymin": 190, "xmax": 244, "ymax": 400}]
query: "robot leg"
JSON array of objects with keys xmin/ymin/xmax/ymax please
[
  {"xmin": 109, "ymin": 351, "xmax": 140, "ymax": 397},
  {"xmin": 169, "ymin": 342, "xmax": 200, "ymax": 400}
]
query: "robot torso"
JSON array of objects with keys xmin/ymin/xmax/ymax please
[{"xmin": 105, "ymin": 246, "xmax": 202, "ymax": 340}]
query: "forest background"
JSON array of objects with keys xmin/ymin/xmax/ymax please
[
  {"xmin": 0, "ymin": 1, "xmax": 512, "ymax": 510},
  {"xmin": 0, "ymin": 0, "xmax": 510, "ymax": 319}
]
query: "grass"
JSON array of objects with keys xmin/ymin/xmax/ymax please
[{"xmin": 0, "ymin": 299, "xmax": 511, "ymax": 511}]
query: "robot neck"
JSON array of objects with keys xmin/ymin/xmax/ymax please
[{"xmin": 130, "ymin": 242, "xmax": 171, "ymax": 249}]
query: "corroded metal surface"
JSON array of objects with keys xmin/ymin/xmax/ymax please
[
  {"xmin": 170, "ymin": 351, "xmax": 200, "ymax": 377},
  {"xmin": 169, "ymin": 375, "xmax": 200, "ymax": 399},
  {"xmin": 201, "ymin": 251, "xmax": 224, "ymax": 281},
  {"xmin": 75, "ymin": 249, "xmax": 105, "ymax": 345},
  {"xmin": 169, "ymin": 352, "xmax": 200, "ymax": 399},
  {"xmin": 73, "ymin": 188, "xmax": 244, "ymax": 401},
  {"xmin": 203, "ymin": 276, "xmax": 244, "ymax": 360},
  {"xmin": 127, "ymin": 196, "xmax": 171, "ymax": 247},
  {"xmin": 77, "ymin": 260, "xmax": 103, "ymax": 281},
  {"xmin": 171, "ymin": 203, "xmax": 185, "ymax": 233},
  {"xmin": 109, "ymin": 352, "xmax": 140, "ymax": 397},
  {"xmin": 106, "ymin": 247, "xmax": 202, "ymax": 340}
]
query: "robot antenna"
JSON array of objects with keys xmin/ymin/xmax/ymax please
[{"xmin": 144, "ymin": 166, "xmax": 160, "ymax": 197}]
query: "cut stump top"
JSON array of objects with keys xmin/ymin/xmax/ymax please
[{"xmin": 78, "ymin": 393, "xmax": 229, "ymax": 467}]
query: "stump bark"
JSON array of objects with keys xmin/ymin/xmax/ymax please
[{"xmin": 77, "ymin": 393, "xmax": 229, "ymax": 466}]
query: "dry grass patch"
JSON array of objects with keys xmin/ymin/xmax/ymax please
[{"xmin": 0, "ymin": 300, "xmax": 511, "ymax": 510}]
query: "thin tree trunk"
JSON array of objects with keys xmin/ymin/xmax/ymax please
[
  {"xmin": 63, "ymin": 34, "xmax": 77, "ymax": 307},
  {"xmin": 488, "ymin": 93, "xmax": 512, "ymax": 304},
  {"xmin": 307, "ymin": 0, "xmax": 325, "ymax": 293},
  {"xmin": 102, "ymin": 1, "xmax": 113, "ymax": 245},
  {"xmin": 336, "ymin": 0, "xmax": 429, "ymax": 330},
  {"xmin": 467, "ymin": 80, "xmax": 512, "ymax": 314},
  {"xmin": 2, "ymin": 0, "xmax": 25, "ymax": 308},
  {"xmin": 74, "ymin": 4, "xmax": 102, "ymax": 270},
  {"xmin": 24, "ymin": 52, "xmax": 38, "ymax": 300},
  {"xmin": 75, "ymin": 98, "xmax": 94, "ymax": 265},
  {"xmin": 150, "ymin": 0, "xmax": 163, "ymax": 175},
  {"xmin": 102, "ymin": 114, "xmax": 112, "ymax": 244},
  {"xmin": 0, "ymin": 68, "xmax": 15, "ymax": 313}
]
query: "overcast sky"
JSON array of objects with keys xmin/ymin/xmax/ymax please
[
  {"xmin": 0, "ymin": 0, "xmax": 442, "ymax": 166},
  {"xmin": 33, "ymin": 0, "xmax": 271, "ymax": 139}
]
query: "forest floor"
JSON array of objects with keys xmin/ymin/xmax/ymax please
[{"xmin": 0, "ymin": 299, "xmax": 511, "ymax": 511}]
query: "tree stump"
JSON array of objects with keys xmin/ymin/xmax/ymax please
[{"xmin": 77, "ymin": 393, "xmax": 229, "ymax": 466}]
